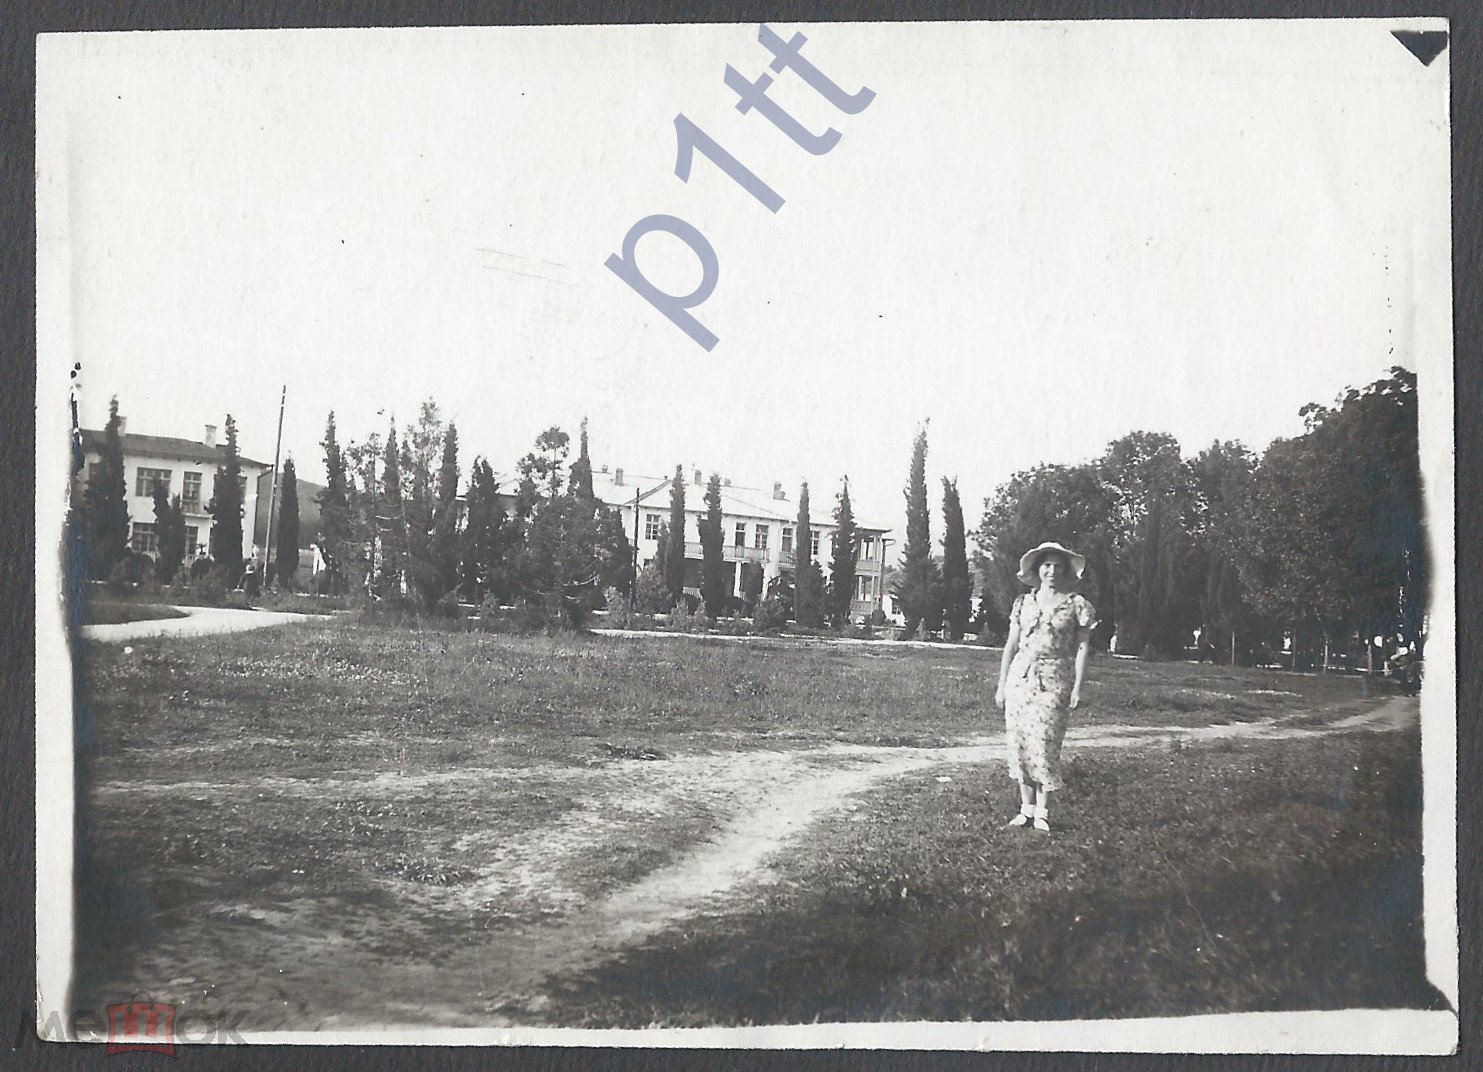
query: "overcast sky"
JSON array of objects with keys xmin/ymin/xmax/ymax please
[{"xmin": 40, "ymin": 20, "xmax": 1450, "ymax": 541}]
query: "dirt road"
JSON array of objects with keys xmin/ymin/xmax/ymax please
[
  {"xmin": 94, "ymin": 693, "xmax": 1410, "ymax": 1030},
  {"xmin": 81, "ymin": 606, "xmax": 331, "ymax": 643}
]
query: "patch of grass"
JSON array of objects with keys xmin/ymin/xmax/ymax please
[
  {"xmin": 545, "ymin": 728, "xmax": 1442, "ymax": 1026},
  {"xmin": 85, "ymin": 602, "xmax": 189, "ymax": 625}
]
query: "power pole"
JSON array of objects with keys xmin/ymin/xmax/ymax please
[{"xmin": 263, "ymin": 384, "xmax": 286, "ymax": 581}]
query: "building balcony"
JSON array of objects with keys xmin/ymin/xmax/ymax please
[{"xmin": 684, "ymin": 542, "xmax": 767, "ymax": 563}]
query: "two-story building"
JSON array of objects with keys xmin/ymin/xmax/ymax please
[
  {"xmin": 76, "ymin": 420, "xmax": 269, "ymax": 566},
  {"xmin": 591, "ymin": 466, "xmax": 892, "ymax": 621}
]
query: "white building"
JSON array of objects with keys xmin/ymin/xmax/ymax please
[
  {"xmin": 591, "ymin": 465, "xmax": 892, "ymax": 620},
  {"xmin": 76, "ymin": 420, "xmax": 269, "ymax": 566}
]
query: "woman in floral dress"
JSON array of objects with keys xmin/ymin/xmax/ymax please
[{"xmin": 993, "ymin": 542, "xmax": 1096, "ymax": 833}]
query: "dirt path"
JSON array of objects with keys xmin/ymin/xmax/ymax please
[
  {"xmin": 81, "ymin": 606, "xmax": 331, "ymax": 642},
  {"xmin": 330, "ymin": 695, "xmax": 1421, "ymax": 1026}
]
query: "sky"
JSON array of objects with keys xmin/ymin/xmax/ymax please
[{"xmin": 39, "ymin": 20, "xmax": 1450, "ymax": 543}]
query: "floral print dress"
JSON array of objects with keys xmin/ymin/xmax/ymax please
[{"xmin": 1003, "ymin": 591, "xmax": 1097, "ymax": 790}]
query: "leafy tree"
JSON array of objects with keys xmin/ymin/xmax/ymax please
[
  {"xmin": 1233, "ymin": 367, "xmax": 1424, "ymax": 660},
  {"xmin": 316, "ymin": 412, "xmax": 353, "ymax": 594},
  {"xmin": 274, "ymin": 457, "xmax": 300, "ymax": 589},
  {"xmin": 517, "ymin": 426, "xmax": 570, "ymax": 500},
  {"xmin": 793, "ymin": 481, "xmax": 826, "ymax": 628},
  {"xmin": 828, "ymin": 477, "xmax": 858, "ymax": 627},
  {"xmin": 740, "ymin": 560, "xmax": 765, "ymax": 612},
  {"xmin": 1190, "ymin": 440, "xmax": 1256, "ymax": 663},
  {"xmin": 1098, "ymin": 431, "xmax": 1197, "ymax": 658},
  {"xmin": 665, "ymin": 467, "xmax": 687, "ymax": 605},
  {"xmin": 569, "ymin": 417, "xmax": 595, "ymax": 502},
  {"xmin": 940, "ymin": 478, "xmax": 972, "ymax": 640},
  {"xmin": 891, "ymin": 425, "xmax": 943, "ymax": 634},
  {"xmin": 460, "ymin": 458, "xmax": 507, "ymax": 602},
  {"xmin": 376, "ymin": 423, "xmax": 405, "ymax": 597},
  {"xmin": 151, "ymin": 486, "xmax": 186, "ymax": 584},
  {"xmin": 974, "ymin": 462, "xmax": 1116, "ymax": 645},
  {"xmin": 84, "ymin": 396, "xmax": 130, "ymax": 580},
  {"xmin": 700, "ymin": 472, "xmax": 727, "ymax": 615},
  {"xmin": 207, "ymin": 414, "xmax": 245, "ymax": 585}
]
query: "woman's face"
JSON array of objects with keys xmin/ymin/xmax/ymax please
[{"xmin": 1038, "ymin": 552, "xmax": 1071, "ymax": 586}]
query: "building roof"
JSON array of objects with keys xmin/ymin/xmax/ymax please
[
  {"xmin": 78, "ymin": 428, "xmax": 270, "ymax": 470},
  {"xmin": 589, "ymin": 469, "xmax": 889, "ymax": 533}
]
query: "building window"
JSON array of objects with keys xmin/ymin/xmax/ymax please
[
  {"xmin": 135, "ymin": 467, "xmax": 171, "ymax": 497},
  {"xmin": 811, "ymin": 531, "xmax": 821, "ymax": 558},
  {"xmin": 131, "ymin": 522, "xmax": 158, "ymax": 555},
  {"xmin": 182, "ymin": 471, "xmax": 202, "ymax": 505},
  {"xmin": 237, "ymin": 474, "xmax": 248, "ymax": 496},
  {"xmin": 185, "ymin": 526, "xmax": 200, "ymax": 556},
  {"xmin": 855, "ymin": 575, "xmax": 874, "ymax": 601},
  {"xmin": 754, "ymin": 525, "xmax": 769, "ymax": 551},
  {"xmin": 781, "ymin": 525, "xmax": 794, "ymax": 552},
  {"xmin": 860, "ymin": 536, "xmax": 875, "ymax": 560},
  {"xmin": 734, "ymin": 522, "xmax": 747, "ymax": 547},
  {"xmin": 644, "ymin": 513, "xmax": 663, "ymax": 541}
]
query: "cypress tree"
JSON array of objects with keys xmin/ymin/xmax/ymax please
[
  {"xmin": 569, "ymin": 417, "xmax": 595, "ymax": 501},
  {"xmin": 316, "ymin": 412, "xmax": 351, "ymax": 594},
  {"xmin": 275, "ymin": 458, "xmax": 301, "ymax": 589},
  {"xmin": 208, "ymin": 414, "xmax": 245, "ymax": 584},
  {"xmin": 794, "ymin": 481, "xmax": 826, "ymax": 628},
  {"xmin": 152, "ymin": 485, "xmax": 186, "ymax": 584},
  {"xmin": 700, "ymin": 472, "xmax": 727, "ymax": 615},
  {"xmin": 891, "ymin": 424, "xmax": 943, "ymax": 635},
  {"xmin": 461, "ymin": 458, "xmax": 506, "ymax": 602},
  {"xmin": 829, "ymin": 476, "xmax": 858, "ymax": 627},
  {"xmin": 941, "ymin": 477, "xmax": 972, "ymax": 640},
  {"xmin": 377, "ymin": 423, "xmax": 404, "ymax": 596},
  {"xmin": 85, "ymin": 396, "xmax": 131, "ymax": 579},
  {"xmin": 430, "ymin": 423, "xmax": 461, "ymax": 600},
  {"xmin": 665, "ymin": 466, "xmax": 687, "ymax": 606}
]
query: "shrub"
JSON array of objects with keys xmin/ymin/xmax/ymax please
[
  {"xmin": 197, "ymin": 565, "xmax": 232, "ymax": 606},
  {"xmin": 753, "ymin": 594, "xmax": 789, "ymax": 634},
  {"xmin": 604, "ymin": 586, "xmax": 632, "ymax": 629},
  {"xmin": 868, "ymin": 607, "xmax": 887, "ymax": 628},
  {"xmin": 667, "ymin": 599, "xmax": 695, "ymax": 633}
]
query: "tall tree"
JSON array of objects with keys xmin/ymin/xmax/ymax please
[
  {"xmin": 207, "ymin": 414, "xmax": 245, "ymax": 584},
  {"xmin": 274, "ymin": 457, "xmax": 301, "ymax": 589},
  {"xmin": 1098, "ymin": 430, "xmax": 1197, "ymax": 658},
  {"xmin": 152, "ymin": 486, "xmax": 186, "ymax": 584},
  {"xmin": 1190, "ymin": 440, "xmax": 1256, "ymax": 663},
  {"xmin": 517, "ymin": 426, "xmax": 571, "ymax": 500},
  {"xmin": 794, "ymin": 481, "xmax": 826, "ymax": 628},
  {"xmin": 665, "ymin": 466, "xmax": 688, "ymax": 606},
  {"xmin": 84, "ymin": 396, "xmax": 130, "ymax": 579},
  {"xmin": 429, "ymin": 423, "xmax": 461, "ymax": 602},
  {"xmin": 700, "ymin": 472, "xmax": 727, "ymax": 614},
  {"xmin": 940, "ymin": 478, "xmax": 972, "ymax": 640},
  {"xmin": 316, "ymin": 412, "xmax": 352, "ymax": 594},
  {"xmin": 460, "ymin": 457, "xmax": 507, "ymax": 602},
  {"xmin": 569, "ymin": 417, "xmax": 595, "ymax": 502},
  {"xmin": 891, "ymin": 425, "xmax": 942, "ymax": 634},
  {"xmin": 828, "ymin": 476, "xmax": 858, "ymax": 627},
  {"xmin": 376, "ymin": 423, "xmax": 404, "ymax": 597},
  {"xmin": 974, "ymin": 462, "xmax": 1116, "ymax": 645}
]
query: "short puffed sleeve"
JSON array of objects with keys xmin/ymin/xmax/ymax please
[
  {"xmin": 1073, "ymin": 594, "xmax": 1098, "ymax": 631},
  {"xmin": 1009, "ymin": 593, "xmax": 1025, "ymax": 626}
]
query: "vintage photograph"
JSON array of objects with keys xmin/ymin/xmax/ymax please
[{"xmin": 35, "ymin": 19, "xmax": 1455, "ymax": 1051}]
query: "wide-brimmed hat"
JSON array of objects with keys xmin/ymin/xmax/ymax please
[{"xmin": 1017, "ymin": 541, "xmax": 1086, "ymax": 586}]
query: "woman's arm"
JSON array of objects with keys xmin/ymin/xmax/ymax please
[
  {"xmin": 995, "ymin": 618, "xmax": 1021, "ymax": 707},
  {"xmin": 1070, "ymin": 630, "xmax": 1092, "ymax": 708}
]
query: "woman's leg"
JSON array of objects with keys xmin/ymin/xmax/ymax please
[
  {"xmin": 1033, "ymin": 786, "xmax": 1052, "ymax": 830},
  {"xmin": 1007, "ymin": 781, "xmax": 1035, "ymax": 826}
]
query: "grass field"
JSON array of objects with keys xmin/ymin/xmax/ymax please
[
  {"xmin": 73, "ymin": 620, "xmax": 1439, "ymax": 1029},
  {"xmin": 83, "ymin": 602, "xmax": 190, "ymax": 626}
]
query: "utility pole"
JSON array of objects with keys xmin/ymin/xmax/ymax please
[{"xmin": 263, "ymin": 384, "xmax": 286, "ymax": 581}]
